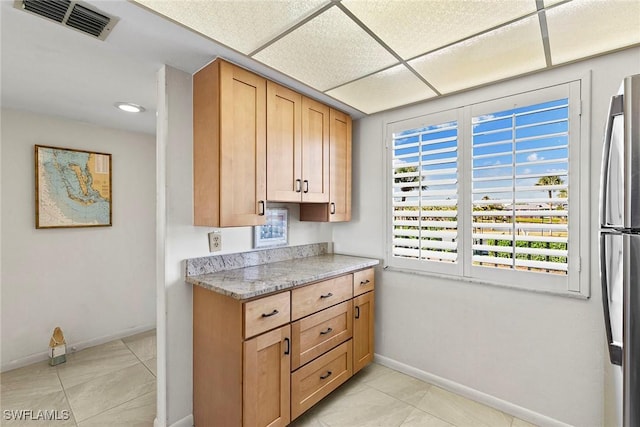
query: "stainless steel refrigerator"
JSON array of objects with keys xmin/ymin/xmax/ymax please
[{"xmin": 600, "ymin": 74, "xmax": 640, "ymax": 427}]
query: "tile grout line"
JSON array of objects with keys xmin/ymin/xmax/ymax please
[
  {"xmin": 76, "ymin": 389, "xmax": 157, "ymax": 426},
  {"xmin": 363, "ymin": 382, "xmax": 459, "ymax": 427},
  {"xmin": 62, "ymin": 339, "xmax": 156, "ymax": 424},
  {"xmin": 122, "ymin": 338, "xmax": 157, "ymax": 378},
  {"xmin": 55, "ymin": 365, "xmax": 79, "ymax": 427},
  {"xmin": 362, "ymin": 368, "xmax": 515, "ymax": 427}
]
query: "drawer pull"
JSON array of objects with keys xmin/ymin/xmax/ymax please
[
  {"xmin": 320, "ymin": 371, "xmax": 332, "ymax": 380},
  {"xmin": 320, "ymin": 292, "xmax": 333, "ymax": 299},
  {"xmin": 360, "ymin": 279, "xmax": 371, "ymax": 285},
  {"xmin": 261, "ymin": 309, "xmax": 279, "ymax": 318},
  {"xmin": 319, "ymin": 327, "xmax": 333, "ymax": 335},
  {"xmin": 284, "ymin": 337, "xmax": 290, "ymax": 355}
]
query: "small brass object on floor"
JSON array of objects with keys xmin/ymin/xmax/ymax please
[{"xmin": 49, "ymin": 327, "xmax": 67, "ymax": 366}]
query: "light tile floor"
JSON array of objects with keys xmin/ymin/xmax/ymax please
[
  {"xmin": 1, "ymin": 330, "xmax": 156, "ymax": 426},
  {"xmin": 2, "ymin": 332, "xmax": 537, "ymax": 427},
  {"xmin": 290, "ymin": 363, "xmax": 539, "ymax": 427}
]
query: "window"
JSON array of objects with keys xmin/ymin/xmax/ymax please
[
  {"xmin": 392, "ymin": 119, "xmax": 459, "ymax": 271},
  {"xmin": 471, "ymin": 99, "xmax": 569, "ymax": 275},
  {"xmin": 387, "ymin": 82, "xmax": 587, "ymax": 296}
]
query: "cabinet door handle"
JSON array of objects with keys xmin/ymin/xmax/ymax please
[
  {"xmin": 295, "ymin": 179, "xmax": 302, "ymax": 193},
  {"xmin": 258, "ymin": 200, "xmax": 265, "ymax": 216},
  {"xmin": 303, "ymin": 180, "xmax": 309, "ymax": 193},
  {"xmin": 261, "ymin": 309, "xmax": 279, "ymax": 318},
  {"xmin": 320, "ymin": 292, "xmax": 333, "ymax": 299},
  {"xmin": 320, "ymin": 371, "xmax": 332, "ymax": 380},
  {"xmin": 320, "ymin": 327, "xmax": 333, "ymax": 335},
  {"xmin": 360, "ymin": 279, "xmax": 371, "ymax": 285},
  {"xmin": 284, "ymin": 337, "xmax": 290, "ymax": 355},
  {"xmin": 330, "ymin": 202, "xmax": 336, "ymax": 215},
  {"xmin": 355, "ymin": 306, "xmax": 360, "ymax": 319}
]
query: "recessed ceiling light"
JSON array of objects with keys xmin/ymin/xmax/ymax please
[{"xmin": 114, "ymin": 102, "xmax": 145, "ymax": 113}]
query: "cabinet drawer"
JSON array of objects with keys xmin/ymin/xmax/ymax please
[
  {"xmin": 291, "ymin": 301, "xmax": 352, "ymax": 370},
  {"xmin": 291, "ymin": 275, "xmax": 352, "ymax": 320},
  {"xmin": 291, "ymin": 340, "xmax": 352, "ymax": 420},
  {"xmin": 353, "ymin": 268, "xmax": 375, "ymax": 296},
  {"xmin": 244, "ymin": 292, "xmax": 291, "ymax": 339}
]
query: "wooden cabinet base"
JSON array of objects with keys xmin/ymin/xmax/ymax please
[{"xmin": 193, "ymin": 268, "xmax": 375, "ymax": 427}]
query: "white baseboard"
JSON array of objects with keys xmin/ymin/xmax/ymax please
[
  {"xmin": 1, "ymin": 324, "xmax": 156, "ymax": 372},
  {"xmin": 374, "ymin": 354, "xmax": 573, "ymax": 427},
  {"xmin": 154, "ymin": 417, "xmax": 163, "ymax": 427},
  {"xmin": 169, "ymin": 414, "xmax": 193, "ymax": 427}
]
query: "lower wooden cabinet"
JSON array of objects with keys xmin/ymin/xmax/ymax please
[
  {"xmin": 193, "ymin": 267, "xmax": 375, "ymax": 427},
  {"xmin": 244, "ymin": 325, "xmax": 291, "ymax": 427},
  {"xmin": 353, "ymin": 290, "xmax": 375, "ymax": 374}
]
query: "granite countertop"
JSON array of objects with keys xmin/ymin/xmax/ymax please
[{"xmin": 186, "ymin": 253, "xmax": 379, "ymax": 300}]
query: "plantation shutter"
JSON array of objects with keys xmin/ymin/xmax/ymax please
[
  {"xmin": 391, "ymin": 120, "xmax": 459, "ymax": 265},
  {"xmin": 471, "ymin": 99, "xmax": 569, "ymax": 275}
]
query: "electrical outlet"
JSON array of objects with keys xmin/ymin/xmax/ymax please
[{"xmin": 208, "ymin": 231, "xmax": 221, "ymax": 252}]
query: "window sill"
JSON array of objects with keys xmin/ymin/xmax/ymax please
[{"xmin": 382, "ymin": 265, "xmax": 589, "ymax": 300}]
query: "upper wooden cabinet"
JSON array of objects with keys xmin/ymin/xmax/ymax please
[
  {"xmin": 194, "ymin": 58, "xmax": 351, "ymax": 226},
  {"xmin": 266, "ymin": 82, "xmax": 329, "ymax": 203},
  {"xmin": 300, "ymin": 109, "xmax": 352, "ymax": 222},
  {"xmin": 193, "ymin": 59, "xmax": 267, "ymax": 227}
]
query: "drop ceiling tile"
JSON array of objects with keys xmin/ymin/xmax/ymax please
[
  {"xmin": 408, "ymin": 15, "xmax": 545, "ymax": 94},
  {"xmin": 253, "ymin": 6, "xmax": 398, "ymax": 91},
  {"xmin": 342, "ymin": 0, "xmax": 537, "ymax": 60},
  {"xmin": 135, "ymin": 0, "xmax": 328, "ymax": 54},
  {"xmin": 545, "ymin": 0, "xmax": 640, "ymax": 65},
  {"xmin": 326, "ymin": 65, "xmax": 437, "ymax": 114}
]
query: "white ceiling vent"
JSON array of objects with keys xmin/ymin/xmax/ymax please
[{"xmin": 14, "ymin": 0, "xmax": 118, "ymax": 41}]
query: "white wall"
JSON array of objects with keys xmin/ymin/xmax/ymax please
[
  {"xmin": 157, "ymin": 65, "xmax": 333, "ymax": 426},
  {"xmin": 1, "ymin": 108, "xmax": 156, "ymax": 370},
  {"xmin": 333, "ymin": 47, "xmax": 640, "ymax": 427}
]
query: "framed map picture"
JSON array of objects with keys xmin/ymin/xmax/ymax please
[{"xmin": 35, "ymin": 145, "xmax": 112, "ymax": 228}]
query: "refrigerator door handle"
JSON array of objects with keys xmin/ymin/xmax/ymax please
[
  {"xmin": 600, "ymin": 94, "xmax": 624, "ymax": 228},
  {"xmin": 600, "ymin": 233, "xmax": 623, "ymax": 366}
]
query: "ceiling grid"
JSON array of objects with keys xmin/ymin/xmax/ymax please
[{"xmin": 136, "ymin": 0, "xmax": 640, "ymax": 115}]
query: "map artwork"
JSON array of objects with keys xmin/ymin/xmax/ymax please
[{"xmin": 35, "ymin": 145, "xmax": 112, "ymax": 228}]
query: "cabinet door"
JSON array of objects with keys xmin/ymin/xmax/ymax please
[
  {"xmin": 301, "ymin": 97, "xmax": 329, "ymax": 203},
  {"xmin": 328, "ymin": 108, "xmax": 352, "ymax": 221},
  {"xmin": 267, "ymin": 82, "xmax": 302, "ymax": 202},
  {"xmin": 219, "ymin": 60, "xmax": 267, "ymax": 227},
  {"xmin": 353, "ymin": 291, "xmax": 374, "ymax": 374},
  {"xmin": 243, "ymin": 325, "xmax": 291, "ymax": 427},
  {"xmin": 299, "ymin": 108, "xmax": 351, "ymax": 222}
]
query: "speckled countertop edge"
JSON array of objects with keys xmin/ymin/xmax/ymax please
[{"xmin": 186, "ymin": 253, "xmax": 380, "ymax": 300}]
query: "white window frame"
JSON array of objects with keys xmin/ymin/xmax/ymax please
[{"xmin": 385, "ymin": 80, "xmax": 590, "ymax": 297}]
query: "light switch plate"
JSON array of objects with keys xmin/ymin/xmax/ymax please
[{"xmin": 208, "ymin": 231, "xmax": 221, "ymax": 252}]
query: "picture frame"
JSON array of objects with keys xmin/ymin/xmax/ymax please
[
  {"xmin": 254, "ymin": 208, "xmax": 288, "ymax": 248},
  {"xmin": 35, "ymin": 145, "xmax": 112, "ymax": 229}
]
